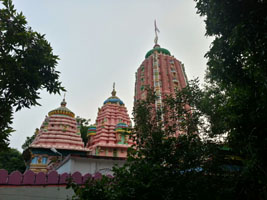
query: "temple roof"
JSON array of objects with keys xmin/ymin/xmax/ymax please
[
  {"xmin": 145, "ymin": 44, "xmax": 171, "ymax": 59},
  {"xmin": 48, "ymin": 98, "xmax": 75, "ymax": 118},
  {"xmin": 86, "ymin": 84, "xmax": 133, "ymax": 153},
  {"xmin": 104, "ymin": 97, "xmax": 124, "ymax": 105},
  {"xmin": 30, "ymin": 98, "xmax": 86, "ymax": 151},
  {"xmin": 103, "ymin": 84, "xmax": 124, "ymax": 105},
  {"xmin": 87, "ymin": 125, "xmax": 97, "ymax": 136}
]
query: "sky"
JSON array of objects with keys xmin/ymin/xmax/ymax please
[{"xmin": 8, "ymin": 0, "xmax": 213, "ymax": 152}]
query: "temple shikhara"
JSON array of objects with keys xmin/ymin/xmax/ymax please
[
  {"xmin": 134, "ymin": 44, "xmax": 188, "ymax": 103},
  {"xmin": 24, "ymin": 23, "xmax": 189, "ymax": 174},
  {"xmin": 28, "ymin": 99, "xmax": 87, "ymax": 173},
  {"xmin": 25, "ymin": 85, "xmax": 133, "ymax": 174},
  {"xmin": 135, "ymin": 21, "xmax": 188, "ymax": 108},
  {"xmin": 87, "ymin": 84, "xmax": 133, "ymax": 157}
]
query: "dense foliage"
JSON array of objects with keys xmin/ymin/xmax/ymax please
[
  {"xmin": 21, "ymin": 131, "xmax": 36, "ymax": 151},
  {"xmin": 76, "ymin": 117, "xmax": 91, "ymax": 145},
  {"xmin": 0, "ymin": 0, "xmax": 64, "ymax": 150},
  {"xmin": 195, "ymin": 0, "xmax": 267, "ymax": 198},
  {"xmin": 0, "ymin": 148, "xmax": 25, "ymax": 173},
  {"xmin": 69, "ymin": 84, "xmax": 236, "ymax": 200}
]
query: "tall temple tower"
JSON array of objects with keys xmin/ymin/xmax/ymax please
[
  {"xmin": 134, "ymin": 22, "xmax": 188, "ymax": 109},
  {"xmin": 27, "ymin": 99, "xmax": 87, "ymax": 173},
  {"xmin": 87, "ymin": 84, "xmax": 133, "ymax": 158}
]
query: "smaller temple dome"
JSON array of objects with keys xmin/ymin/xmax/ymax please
[
  {"xmin": 103, "ymin": 83, "xmax": 124, "ymax": 105},
  {"xmin": 86, "ymin": 84, "xmax": 133, "ymax": 157},
  {"xmin": 30, "ymin": 98, "xmax": 85, "ymax": 151},
  {"xmin": 145, "ymin": 44, "xmax": 171, "ymax": 59},
  {"xmin": 116, "ymin": 123, "xmax": 129, "ymax": 128},
  {"xmin": 87, "ymin": 125, "xmax": 97, "ymax": 136},
  {"xmin": 48, "ymin": 98, "xmax": 75, "ymax": 118},
  {"xmin": 104, "ymin": 98, "xmax": 124, "ymax": 105},
  {"xmin": 115, "ymin": 123, "xmax": 130, "ymax": 133}
]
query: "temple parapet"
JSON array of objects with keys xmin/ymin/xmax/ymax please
[{"xmin": 0, "ymin": 169, "xmax": 107, "ymax": 186}]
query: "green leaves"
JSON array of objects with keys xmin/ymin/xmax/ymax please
[
  {"xmin": 195, "ymin": 0, "xmax": 267, "ymax": 198},
  {"xmin": 0, "ymin": 148, "xmax": 25, "ymax": 173},
  {"xmin": 76, "ymin": 116, "xmax": 91, "ymax": 145},
  {"xmin": 68, "ymin": 176, "xmax": 116, "ymax": 200},
  {"xmin": 21, "ymin": 133, "xmax": 36, "ymax": 151},
  {"xmin": 69, "ymin": 81, "xmax": 231, "ymax": 200},
  {"xmin": 0, "ymin": 0, "xmax": 65, "ymax": 148}
]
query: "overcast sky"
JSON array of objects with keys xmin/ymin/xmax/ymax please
[{"xmin": 8, "ymin": 0, "xmax": 213, "ymax": 152}]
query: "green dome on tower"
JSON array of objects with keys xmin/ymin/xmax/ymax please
[{"xmin": 145, "ymin": 44, "xmax": 171, "ymax": 59}]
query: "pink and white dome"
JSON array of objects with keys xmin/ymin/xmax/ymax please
[{"xmin": 30, "ymin": 99, "xmax": 85, "ymax": 151}]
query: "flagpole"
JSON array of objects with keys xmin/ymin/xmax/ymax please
[{"xmin": 154, "ymin": 20, "xmax": 160, "ymax": 45}]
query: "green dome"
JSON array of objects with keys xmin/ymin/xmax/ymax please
[{"xmin": 145, "ymin": 45, "xmax": 171, "ymax": 59}]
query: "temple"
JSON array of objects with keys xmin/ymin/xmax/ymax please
[
  {"xmin": 135, "ymin": 44, "xmax": 188, "ymax": 101},
  {"xmin": 25, "ymin": 85, "xmax": 133, "ymax": 173},
  {"xmin": 87, "ymin": 84, "xmax": 133, "ymax": 158},
  {"xmin": 0, "ymin": 23, "xmax": 196, "ymax": 200},
  {"xmin": 27, "ymin": 99, "xmax": 87, "ymax": 173},
  {"xmin": 23, "ymin": 23, "xmax": 188, "ymax": 174},
  {"xmin": 134, "ymin": 22, "xmax": 188, "ymax": 108}
]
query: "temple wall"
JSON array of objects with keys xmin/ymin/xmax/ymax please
[
  {"xmin": 56, "ymin": 159, "xmax": 72, "ymax": 175},
  {"xmin": 0, "ymin": 186, "xmax": 74, "ymax": 200},
  {"xmin": 56, "ymin": 157, "xmax": 126, "ymax": 175},
  {"xmin": 0, "ymin": 169, "xmax": 104, "ymax": 200}
]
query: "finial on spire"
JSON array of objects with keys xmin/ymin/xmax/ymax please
[
  {"xmin": 111, "ymin": 82, "xmax": 116, "ymax": 96},
  {"xmin": 61, "ymin": 93, "xmax": 67, "ymax": 107},
  {"xmin": 154, "ymin": 20, "xmax": 160, "ymax": 45}
]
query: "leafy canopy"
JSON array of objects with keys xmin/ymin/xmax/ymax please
[
  {"xmin": 69, "ymin": 82, "xmax": 233, "ymax": 200},
  {"xmin": 21, "ymin": 130, "xmax": 36, "ymax": 151},
  {"xmin": 0, "ymin": 0, "xmax": 65, "ymax": 149},
  {"xmin": 76, "ymin": 116, "xmax": 91, "ymax": 145},
  {"xmin": 0, "ymin": 148, "xmax": 25, "ymax": 173},
  {"xmin": 195, "ymin": 0, "xmax": 267, "ymax": 198}
]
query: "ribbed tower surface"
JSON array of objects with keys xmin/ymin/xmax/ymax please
[
  {"xmin": 135, "ymin": 44, "xmax": 188, "ymax": 102},
  {"xmin": 87, "ymin": 86, "xmax": 133, "ymax": 158},
  {"xmin": 30, "ymin": 99, "xmax": 85, "ymax": 151}
]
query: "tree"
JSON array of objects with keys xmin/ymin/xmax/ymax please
[
  {"xmin": 21, "ymin": 129, "xmax": 37, "ymax": 151},
  {"xmin": 76, "ymin": 116, "xmax": 91, "ymax": 145},
  {"xmin": 194, "ymin": 0, "xmax": 267, "ymax": 198},
  {"xmin": 69, "ymin": 83, "xmax": 233, "ymax": 200},
  {"xmin": 0, "ymin": 0, "xmax": 65, "ymax": 149},
  {"xmin": 0, "ymin": 148, "xmax": 25, "ymax": 173}
]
